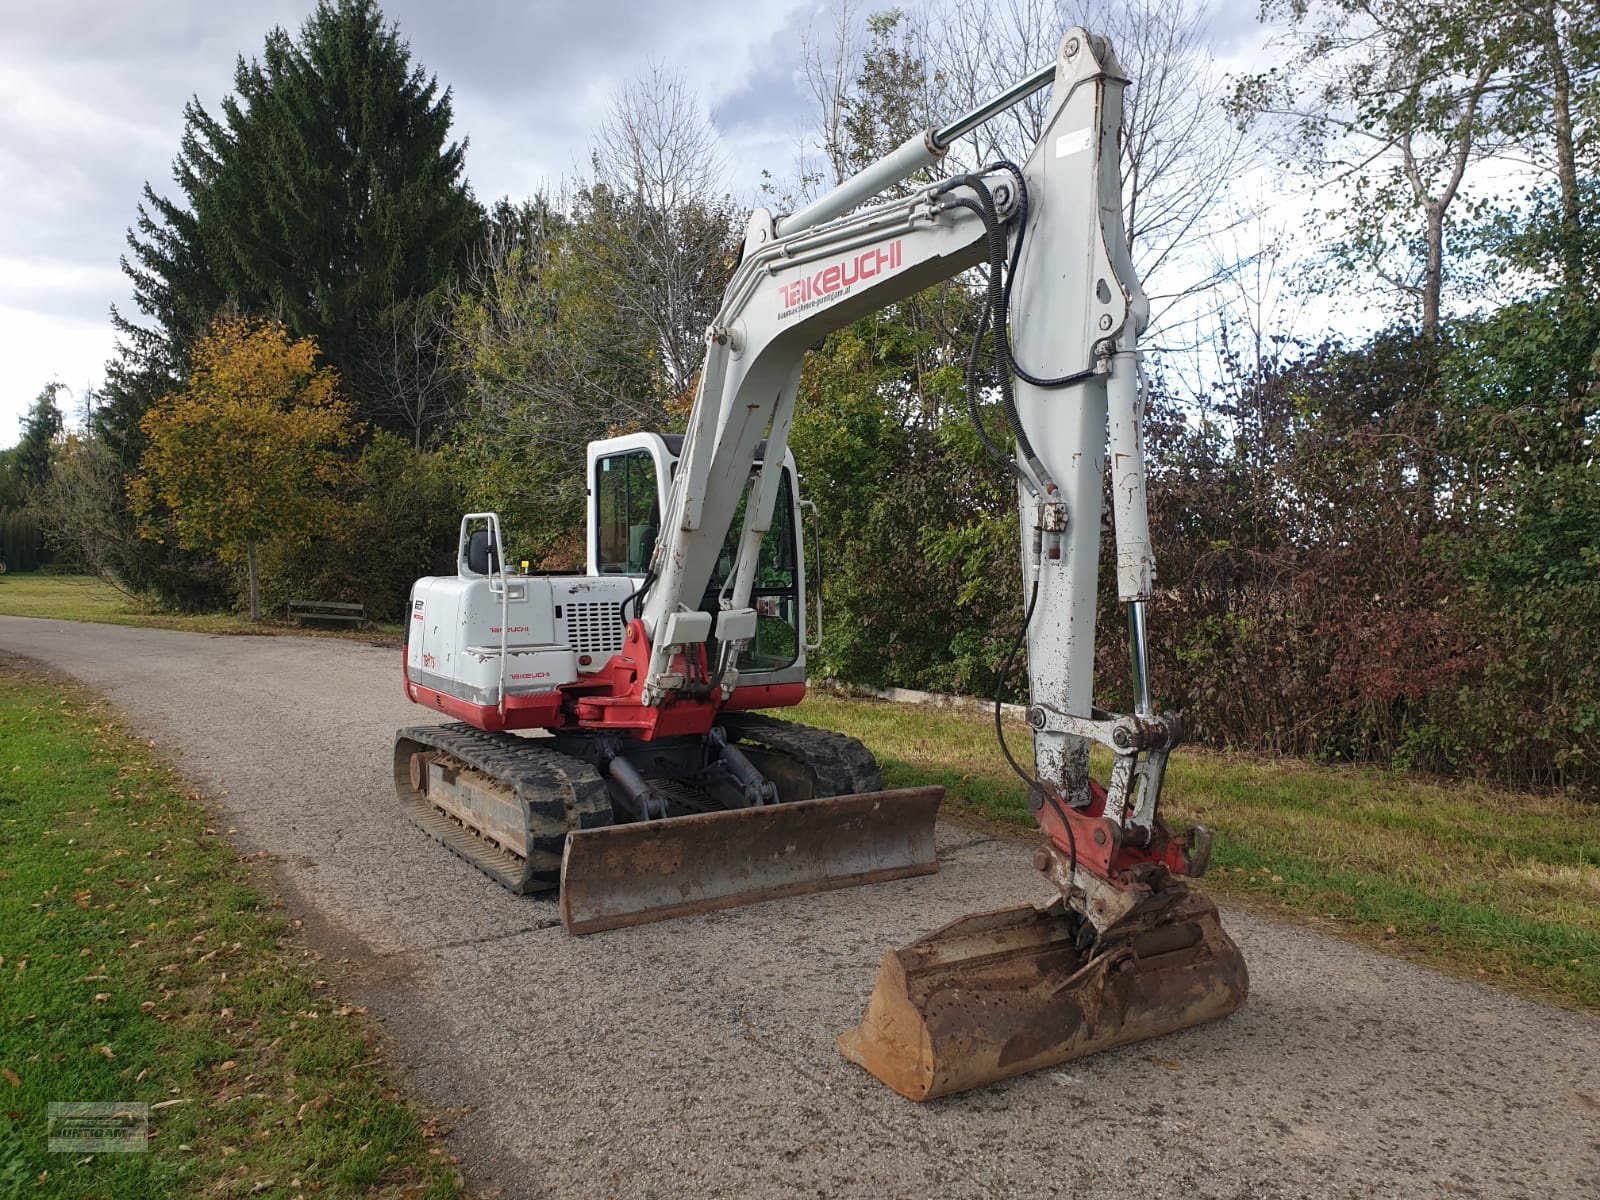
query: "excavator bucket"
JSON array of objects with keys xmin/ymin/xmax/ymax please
[
  {"xmin": 559, "ymin": 787, "xmax": 944, "ymax": 935},
  {"xmin": 839, "ymin": 889, "xmax": 1247, "ymax": 1100}
]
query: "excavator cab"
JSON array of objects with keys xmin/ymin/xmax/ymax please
[{"xmin": 588, "ymin": 433, "xmax": 810, "ymax": 684}]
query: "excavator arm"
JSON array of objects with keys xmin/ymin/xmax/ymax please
[{"xmin": 628, "ymin": 30, "xmax": 1213, "ymax": 933}]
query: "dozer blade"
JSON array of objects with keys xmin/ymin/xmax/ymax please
[
  {"xmin": 558, "ymin": 787, "xmax": 943, "ymax": 935},
  {"xmin": 838, "ymin": 889, "xmax": 1247, "ymax": 1100}
]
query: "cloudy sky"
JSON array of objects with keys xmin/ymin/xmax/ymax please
[{"xmin": 0, "ymin": 0, "xmax": 1274, "ymax": 445}]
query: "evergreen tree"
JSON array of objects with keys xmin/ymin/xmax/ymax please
[
  {"xmin": 2, "ymin": 384, "xmax": 66, "ymax": 503},
  {"xmin": 117, "ymin": 0, "xmax": 482, "ymax": 429}
]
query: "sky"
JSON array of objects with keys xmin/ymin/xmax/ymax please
[{"xmin": 0, "ymin": 0, "xmax": 1276, "ymax": 447}]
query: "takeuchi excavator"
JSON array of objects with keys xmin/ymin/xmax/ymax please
[{"xmin": 395, "ymin": 28, "xmax": 1246, "ymax": 1100}]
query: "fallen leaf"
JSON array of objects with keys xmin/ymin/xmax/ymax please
[
  {"xmin": 2, "ymin": 1069, "xmax": 19, "ymax": 1088},
  {"xmin": 98, "ymin": 1046, "xmax": 115, "ymax": 1060},
  {"xmin": 216, "ymin": 1060, "xmax": 237, "ymax": 1072},
  {"xmin": 1148, "ymin": 1056, "xmax": 1184, "ymax": 1071}
]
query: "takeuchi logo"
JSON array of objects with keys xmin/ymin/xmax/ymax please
[{"xmin": 778, "ymin": 241, "xmax": 903, "ymax": 313}]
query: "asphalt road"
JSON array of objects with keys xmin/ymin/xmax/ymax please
[{"xmin": 4, "ymin": 616, "xmax": 1597, "ymax": 1199}]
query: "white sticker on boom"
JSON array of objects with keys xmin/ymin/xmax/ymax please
[{"xmin": 1054, "ymin": 128, "xmax": 1092, "ymax": 158}]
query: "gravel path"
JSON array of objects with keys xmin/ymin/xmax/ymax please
[{"xmin": 4, "ymin": 616, "xmax": 1597, "ymax": 1199}]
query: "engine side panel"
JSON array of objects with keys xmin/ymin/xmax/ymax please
[{"xmin": 406, "ymin": 574, "xmax": 641, "ymax": 731}]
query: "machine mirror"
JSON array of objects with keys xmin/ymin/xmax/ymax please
[{"xmin": 467, "ymin": 528, "xmax": 498, "ymax": 576}]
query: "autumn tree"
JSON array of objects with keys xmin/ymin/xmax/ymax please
[
  {"xmin": 586, "ymin": 63, "xmax": 739, "ymax": 410},
  {"xmin": 443, "ymin": 69, "xmax": 737, "ymax": 566},
  {"xmin": 129, "ymin": 318, "xmax": 357, "ymax": 621}
]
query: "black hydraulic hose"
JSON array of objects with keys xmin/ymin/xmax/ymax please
[
  {"xmin": 620, "ymin": 568, "xmax": 655, "ymax": 626},
  {"xmin": 994, "ymin": 579, "xmax": 1078, "ymax": 883},
  {"xmin": 940, "ymin": 182, "xmax": 1052, "ymax": 491},
  {"xmin": 983, "ymin": 158, "xmax": 1102, "ymax": 391},
  {"xmin": 962, "ymin": 286, "xmax": 1031, "ymax": 485}
]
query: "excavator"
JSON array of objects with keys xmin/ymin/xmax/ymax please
[{"xmin": 395, "ymin": 28, "xmax": 1246, "ymax": 1101}]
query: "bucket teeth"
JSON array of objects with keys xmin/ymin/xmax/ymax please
[{"xmin": 839, "ymin": 890, "xmax": 1247, "ymax": 1100}]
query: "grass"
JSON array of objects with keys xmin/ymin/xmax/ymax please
[
  {"xmin": 787, "ymin": 692, "xmax": 1600, "ymax": 1010},
  {"xmin": 0, "ymin": 574, "xmax": 401, "ymax": 642},
  {"xmin": 0, "ymin": 662, "xmax": 462, "ymax": 1198}
]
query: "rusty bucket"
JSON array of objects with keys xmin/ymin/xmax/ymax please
[{"xmin": 838, "ymin": 889, "xmax": 1247, "ymax": 1100}]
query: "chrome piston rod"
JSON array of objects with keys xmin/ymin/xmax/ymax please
[
  {"xmin": 776, "ymin": 63, "xmax": 1056, "ymax": 238},
  {"xmin": 1128, "ymin": 599, "xmax": 1152, "ymax": 717}
]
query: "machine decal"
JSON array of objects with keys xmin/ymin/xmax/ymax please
[{"xmin": 777, "ymin": 240, "xmax": 903, "ymax": 320}]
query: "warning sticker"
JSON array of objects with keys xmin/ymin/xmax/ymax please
[{"xmin": 1054, "ymin": 128, "xmax": 1092, "ymax": 158}]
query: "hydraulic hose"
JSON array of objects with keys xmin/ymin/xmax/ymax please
[{"xmin": 994, "ymin": 579, "xmax": 1078, "ymax": 883}]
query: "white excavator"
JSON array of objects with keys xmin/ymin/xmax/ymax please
[{"xmin": 396, "ymin": 28, "xmax": 1246, "ymax": 1100}]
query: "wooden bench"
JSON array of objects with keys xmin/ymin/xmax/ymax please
[{"xmin": 287, "ymin": 599, "xmax": 366, "ymax": 626}]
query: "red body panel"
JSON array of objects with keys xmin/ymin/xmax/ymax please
[
  {"xmin": 402, "ymin": 619, "xmax": 807, "ymax": 738},
  {"xmin": 404, "ymin": 677, "xmax": 566, "ymax": 732},
  {"xmin": 721, "ymin": 682, "xmax": 807, "ymax": 711},
  {"xmin": 1034, "ymin": 779, "xmax": 1193, "ymax": 882}
]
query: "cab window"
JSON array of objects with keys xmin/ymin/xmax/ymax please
[
  {"xmin": 704, "ymin": 469, "xmax": 800, "ymax": 673},
  {"xmin": 595, "ymin": 451, "xmax": 659, "ymax": 574}
]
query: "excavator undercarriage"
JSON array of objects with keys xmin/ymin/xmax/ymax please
[{"xmin": 394, "ymin": 716, "xmax": 942, "ymax": 934}]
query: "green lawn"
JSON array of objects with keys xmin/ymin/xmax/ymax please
[
  {"xmin": 0, "ymin": 664, "xmax": 461, "ymax": 1198},
  {"xmin": 788, "ymin": 692, "xmax": 1600, "ymax": 1010},
  {"xmin": 0, "ymin": 574, "xmax": 401, "ymax": 641}
]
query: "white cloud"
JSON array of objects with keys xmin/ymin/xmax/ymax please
[{"xmin": 0, "ymin": 305, "xmax": 115, "ymax": 434}]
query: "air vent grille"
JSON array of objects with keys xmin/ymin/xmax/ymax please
[{"xmin": 567, "ymin": 602, "xmax": 625, "ymax": 658}]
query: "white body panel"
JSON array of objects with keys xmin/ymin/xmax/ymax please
[{"xmin": 407, "ymin": 573, "xmax": 635, "ymax": 707}]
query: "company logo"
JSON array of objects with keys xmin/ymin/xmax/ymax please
[{"xmin": 778, "ymin": 241, "xmax": 904, "ymax": 318}]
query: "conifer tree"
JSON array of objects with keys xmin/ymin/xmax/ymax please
[{"xmin": 117, "ymin": 0, "xmax": 481, "ymax": 429}]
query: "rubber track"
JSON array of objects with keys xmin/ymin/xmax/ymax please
[
  {"xmin": 718, "ymin": 713, "xmax": 884, "ymax": 798},
  {"xmin": 395, "ymin": 723, "xmax": 612, "ymax": 894}
]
